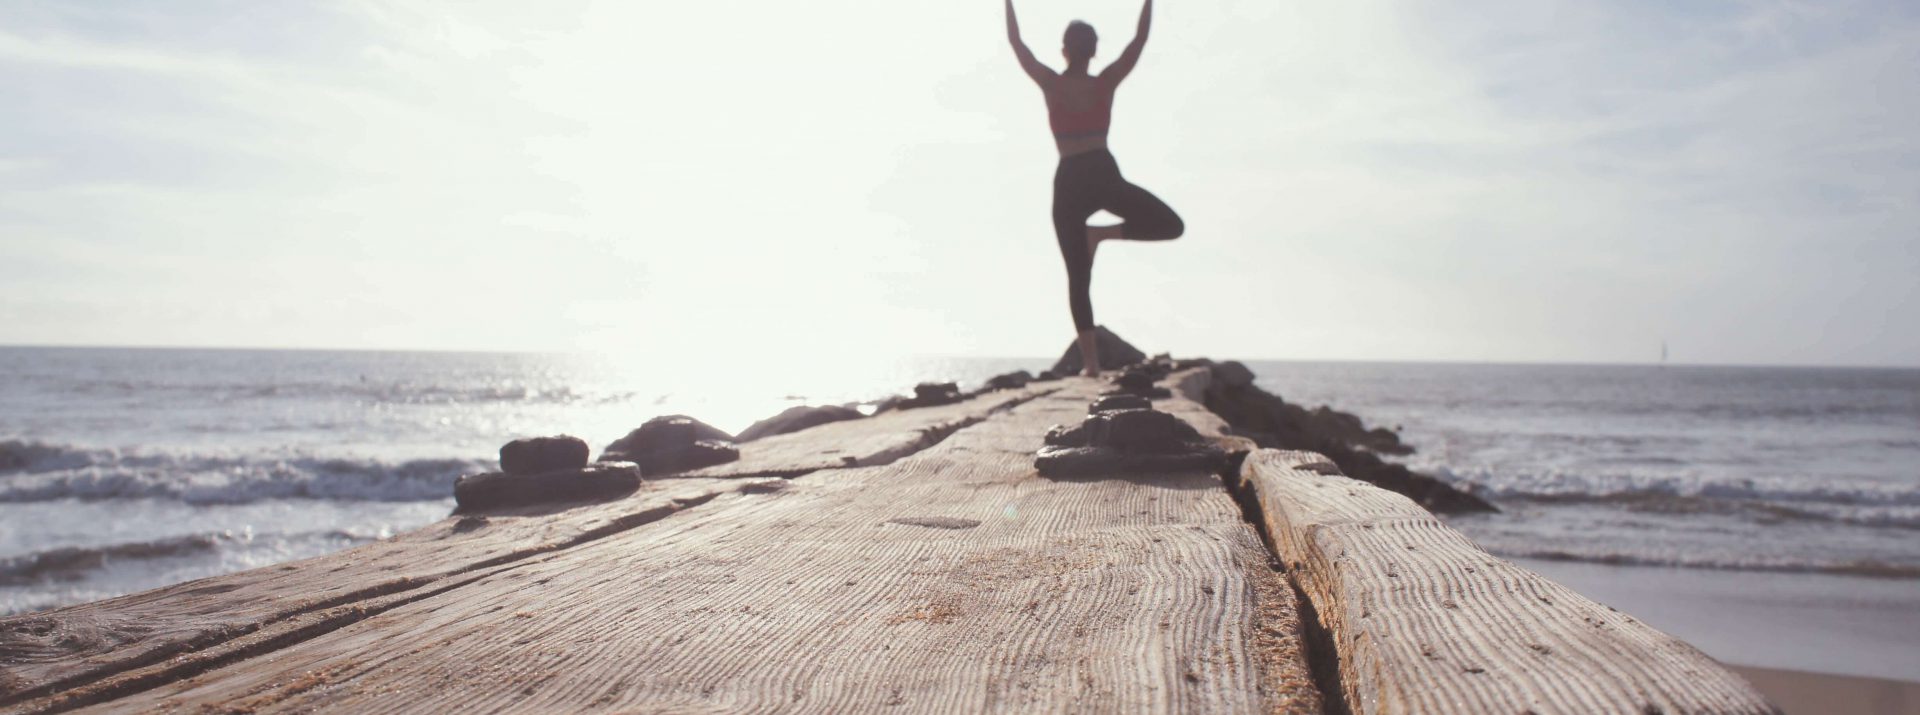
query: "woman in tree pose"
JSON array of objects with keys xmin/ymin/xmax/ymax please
[{"xmin": 1007, "ymin": 0, "xmax": 1183, "ymax": 376}]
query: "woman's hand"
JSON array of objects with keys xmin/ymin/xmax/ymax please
[
  {"xmin": 1006, "ymin": 0, "xmax": 1056, "ymax": 84},
  {"xmin": 1101, "ymin": 0, "xmax": 1152, "ymax": 85}
]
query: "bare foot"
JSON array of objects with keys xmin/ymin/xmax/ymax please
[{"xmin": 1076, "ymin": 329, "xmax": 1102, "ymax": 377}]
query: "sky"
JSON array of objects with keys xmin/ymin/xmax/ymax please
[{"xmin": 0, "ymin": 0, "xmax": 1915, "ymax": 366}]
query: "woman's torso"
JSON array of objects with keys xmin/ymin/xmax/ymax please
[{"xmin": 1045, "ymin": 74, "xmax": 1114, "ymax": 157}]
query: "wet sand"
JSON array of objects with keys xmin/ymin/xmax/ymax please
[
  {"xmin": 1510, "ymin": 557, "xmax": 1920, "ymax": 684},
  {"xmin": 1731, "ymin": 665, "xmax": 1920, "ymax": 715},
  {"xmin": 1515, "ymin": 558, "xmax": 1920, "ymax": 713}
]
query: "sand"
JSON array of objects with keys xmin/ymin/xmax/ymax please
[
  {"xmin": 1514, "ymin": 558, "xmax": 1920, "ymax": 713},
  {"xmin": 1731, "ymin": 665, "xmax": 1920, "ymax": 715},
  {"xmin": 1512, "ymin": 557, "xmax": 1920, "ymax": 683}
]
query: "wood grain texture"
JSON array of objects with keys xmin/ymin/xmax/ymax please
[
  {"xmin": 0, "ymin": 384, "xmax": 1054, "ymax": 706},
  {"xmin": 0, "ymin": 477, "xmax": 747, "ymax": 710},
  {"xmin": 676, "ymin": 385, "xmax": 1054, "ymax": 479},
  {"xmin": 1241, "ymin": 448, "xmax": 1779, "ymax": 714},
  {"xmin": 10, "ymin": 378, "xmax": 1319, "ymax": 714}
]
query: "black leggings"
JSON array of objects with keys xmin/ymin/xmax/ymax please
[{"xmin": 1053, "ymin": 149, "xmax": 1184, "ymax": 331}]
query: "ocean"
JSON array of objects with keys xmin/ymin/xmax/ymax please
[
  {"xmin": 0, "ymin": 347, "xmax": 1038, "ymax": 616},
  {"xmin": 1251, "ymin": 361, "xmax": 1920, "ymax": 579},
  {"xmin": 4, "ymin": 347, "xmax": 1918, "ymax": 673}
]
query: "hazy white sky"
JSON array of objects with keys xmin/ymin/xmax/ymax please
[{"xmin": 1, "ymin": 0, "xmax": 1915, "ymax": 366}]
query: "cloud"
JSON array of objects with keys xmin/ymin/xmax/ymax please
[{"xmin": 0, "ymin": 0, "xmax": 1914, "ymax": 365}]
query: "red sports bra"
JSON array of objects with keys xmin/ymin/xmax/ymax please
[{"xmin": 1047, "ymin": 82, "xmax": 1114, "ymax": 138}]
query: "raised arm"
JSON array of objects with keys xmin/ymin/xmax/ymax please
[
  {"xmin": 1100, "ymin": 0, "xmax": 1152, "ymax": 85},
  {"xmin": 1006, "ymin": 0, "xmax": 1056, "ymax": 85}
]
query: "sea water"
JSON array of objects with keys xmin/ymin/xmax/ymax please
[
  {"xmin": 3, "ymin": 348, "xmax": 1916, "ymax": 625},
  {"xmin": 1245, "ymin": 361, "xmax": 1920, "ymax": 580},
  {"xmin": 0, "ymin": 347, "xmax": 1033, "ymax": 615}
]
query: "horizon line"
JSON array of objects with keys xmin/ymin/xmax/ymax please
[{"xmin": 2, "ymin": 341, "xmax": 1915, "ymax": 372}]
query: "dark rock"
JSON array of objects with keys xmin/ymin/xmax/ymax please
[
  {"xmin": 1104, "ymin": 365, "xmax": 1172, "ymax": 399},
  {"xmin": 1135, "ymin": 358, "xmax": 1176, "ymax": 380},
  {"xmin": 498, "ymin": 435, "xmax": 589, "ymax": 475},
  {"xmin": 1313, "ymin": 407, "xmax": 1366, "ymax": 439},
  {"xmin": 602, "ymin": 415, "xmax": 740, "ymax": 474},
  {"xmin": 1201, "ymin": 379, "xmax": 1494, "ymax": 514},
  {"xmin": 894, "ymin": 381, "xmax": 962, "ymax": 410},
  {"xmin": 1034, "ymin": 370, "xmax": 1063, "ymax": 382},
  {"xmin": 605, "ymin": 415, "xmax": 731, "ymax": 453},
  {"xmin": 1050, "ymin": 325, "xmax": 1149, "ymax": 375},
  {"xmin": 1042, "ymin": 421, "xmax": 1094, "ymax": 448},
  {"xmin": 1097, "ymin": 409, "xmax": 1202, "ymax": 453},
  {"xmin": 1036, "ymin": 405, "xmax": 1224, "ymax": 477},
  {"xmin": 736, "ymin": 405, "xmax": 864, "ymax": 442},
  {"xmin": 454, "ymin": 462, "xmax": 641, "ymax": 514},
  {"xmin": 1114, "ymin": 370, "xmax": 1155, "ymax": 391},
  {"xmin": 916, "ymin": 381, "xmax": 959, "ymax": 400},
  {"xmin": 1211, "ymin": 361, "xmax": 1256, "ymax": 389},
  {"xmin": 985, "ymin": 370, "xmax": 1035, "ymax": 390},
  {"xmin": 1088, "ymin": 394, "xmax": 1152, "ymax": 414},
  {"xmin": 677, "ymin": 440, "xmax": 740, "ymax": 471},
  {"xmin": 1289, "ymin": 406, "xmax": 1413, "ymax": 457}
]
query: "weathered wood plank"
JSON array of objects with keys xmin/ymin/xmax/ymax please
[
  {"xmin": 0, "ymin": 478, "xmax": 746, "ymax": 709},
  {"xmin": 677, "ymin": 384, "xmax": 1056, "ymax": 478},
  {"xmin": 0, "ymin": 385, "xmax": 1064, "ymax": 708},
  {"xmin": 1241, "ymin": 448, "xmax": 1778, "ymax": 714},
  {"xmin": 49, "ymin": 380, "xmax": 1319, "ymax": 714}
]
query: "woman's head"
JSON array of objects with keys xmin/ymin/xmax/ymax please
[{"xmin": 1063, "ymin": 21, "xmax": 1097, "ymax": 63}]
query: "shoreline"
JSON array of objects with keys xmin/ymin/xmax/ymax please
[
  {"xmin": 1512, "ymin": 556, "xmax": 1920, "ymax": 684},
  {"xmin": 1728, "ymin": 665, "xmax": 1920, "ymax": 715}
]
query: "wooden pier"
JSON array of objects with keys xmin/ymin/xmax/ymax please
[{"xmin": 1, "ymin": 367, "xmax": 1775, "ymax": 713}]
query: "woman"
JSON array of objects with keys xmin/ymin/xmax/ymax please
[{"xmin": 1007, "ymin": 0, "xmax": 1184, "ymax": 376}]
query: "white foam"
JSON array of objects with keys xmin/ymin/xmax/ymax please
[{"xmin": 0, "ymin": 440, "xmax": 489, "ymax": 504}]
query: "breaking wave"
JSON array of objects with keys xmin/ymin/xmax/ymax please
[
  {"xmin": 53, "ymin": 376, "xmax": 627, "ymax": 407},
  {"xmin": 0, "ymin": 439, "xmax": 484, "ymax": 504},
  {"xmin": 1495, "ymin": 548, "xmax": 1920, "ymax": 580},
  {"xmin": 0, "ymin": 529, "xmax": 379, "ymax": 586},
  {"xmin": 1431, "ymin": 465, "xmax": 1920, "ymax": 530}
]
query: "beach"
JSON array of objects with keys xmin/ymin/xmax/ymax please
[
  {"xmin": 1518, "ymin": 558, "xmax": 1920, "ymax": 683},
  {"xmin": 1732, "ymin": 665, "xmax": 1920, "ymax": 715},
  {"xmin": 1524, "ymin": 558, "xmax": 1920, "ymax": 713}
]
